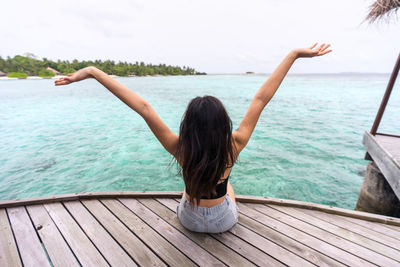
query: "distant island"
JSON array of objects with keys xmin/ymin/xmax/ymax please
[
  {"xmin": 246, "ymin": 71, "xmax": 255, "ymax": 74},
  {"xmin": 0, "ymin": 54, "xmax": 206, "ymax": 78}
]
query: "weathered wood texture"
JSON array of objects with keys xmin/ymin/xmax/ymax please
[
  {"xmin": 7, "ymin": 207, "xmax": 50, "ymax": 267},
  {"xmin": 27, "ymin": 205, "xmax": 78, "ymax": 267},
  {"xmin": 2, "ymin": 191, "xmax": 399, "ymax": 226},
  {"xmin": 363, "ymin": 131, "xmax": 400, "ymax": 199},
  {"xmin": 376, "ymin": 134, "xmax": 400, "ymax": 164},
  {"xmin": 0, "ymin": 191, "xmax": 183, "ymax": 208},
  {"xmin": 0, "ymin": 209, "xmax": 21, "ymax": 267},
  {"xmin": 0, "ymin": 193, "xmax": 399, "ymax": 266}
]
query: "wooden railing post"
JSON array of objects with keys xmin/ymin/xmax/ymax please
[{"xmin": 370, "ymin": 52, "xmax": 400, "ymax": 135}]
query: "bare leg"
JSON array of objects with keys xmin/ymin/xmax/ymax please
[{"xmin": 226, "ymin": 181, "xmax": 236, "ymax": 203}]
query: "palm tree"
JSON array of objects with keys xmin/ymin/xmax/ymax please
[{"xmin": 366, "ymin": 0, "xmax": 400, "ymax": 22}]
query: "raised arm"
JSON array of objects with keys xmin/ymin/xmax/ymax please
[
  {"xmin": 233, "ymin": 43, "xmax": 332, "ymax": 153},
  {"xmin": 55, "ymin": 67, "xmax": 178, "ymax": 155}
]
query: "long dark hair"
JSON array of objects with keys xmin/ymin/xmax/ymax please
[{"xmin": 176, "ymin": 96, "xmax": 236, "ymax": 206}]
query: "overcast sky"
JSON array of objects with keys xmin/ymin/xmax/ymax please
[{"xmin": 1, "ymin": 0, "xmax": 399, "ymax": 73}]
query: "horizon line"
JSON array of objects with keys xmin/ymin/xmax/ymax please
[{"xmin": 207, "ymin": 72, "xmax": 391, "ymax": 75}]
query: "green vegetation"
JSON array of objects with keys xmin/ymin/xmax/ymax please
[
  {"xmin": 0, "ymin": 54, "xmax": 206, "ymax": 77},
  {"xmin": 7, "ymin": 72, "xmax": 28, "ymax": 78},
  {"xmin": 38, "ymin": 69, "xmax": 55, "ymax": 78}
]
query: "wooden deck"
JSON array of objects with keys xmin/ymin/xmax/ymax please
[
  {"xmin": 1, "ymin": 192, "xmax": 400, "ymax": 266},
  {"xmin": 363, "ymin": 131, "xmax": 400, "ymax": 199}
]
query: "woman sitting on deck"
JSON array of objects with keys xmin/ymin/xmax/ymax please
[{"xmin": 55, "ymin": 43, "xmax": 331, "ymax": 233}]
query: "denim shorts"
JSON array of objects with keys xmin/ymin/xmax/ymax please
[{"xmin": 176, "ymin": 193, "xmax": 239, "ymax": 233}]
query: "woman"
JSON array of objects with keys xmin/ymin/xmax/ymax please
[{"xmin": 55, "ymin": 43, "xmax": 331, "ymax": 233}]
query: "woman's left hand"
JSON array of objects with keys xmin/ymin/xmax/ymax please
[{"xmin": 54, "ymin": 67, "xmax": 95, "ymax": 86}]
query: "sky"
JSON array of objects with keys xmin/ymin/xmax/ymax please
[{"xmin": 1, "ymin": 0, "xmax": 399, "ymax": 73}]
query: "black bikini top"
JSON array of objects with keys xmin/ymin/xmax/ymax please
[
  {"xmin": 185, "ymin": 170, "xmax": 231, "ymax": 199},
  {"xmin": 201, "ymin": 176, "xmax": 229, "ymax": 199},
  {"xmin": 200, "ymin": 175, "xmax": 230, "ymax": 199}
]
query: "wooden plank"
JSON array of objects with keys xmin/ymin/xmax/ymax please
[
  {"xmin": 376, "ymin": 134, "xmax": 400, "ymax": 164},
  {"xmin": 119, "ymin": 198, "xmax": 224, "ymax": 266},
  {"xmin": 231, "ymin": 220, "xmax": 317, "ymax": 267},
  {"xmin": 295, "ymin": 207, "xmax": 400, "ymax": 262},
  {"xmin": 384, "ymin": 224, "xmax": 400, "ymax": 232},
  {"xmin": 235, "ymin": 194, "xmax": 400, "ymax": 226},
  {"xmin": 64, "ymin": 201, "xmax": 136, "ymax": 267},
  {"xmin": 340, "ymin": 214, "xmax": 400, "ymax": 238},
  {"xmin": 286, "ymin": 206, "xmax": 400, "ymax": 250},
  {"xmin": 261, "ymin": 204, "xmax": 400, "ymax": 266},
  {"xmin": 7, "ymin": 206, "xmax": 50, "ymax": 267},
  {"xmin": 26, "ymin": 205, "xmax": 78, "ymax": 267},
  {"xmin": 1, "ymin": 191, "xmax": 400, "ymax": 227},
  {"xmin": 238, "ymin": 210, "xmax": 344, "ymax": 267},
  {"xmin": 271, "ymin": 206, "xmax": 398, "ymax": 265},
  {"xmin": 155, "ymin": 198, "xmax": 281, "ymax": 266},
  {"xmin": 0, "ymin": 208, "xmax": 22, "ymax": 267},
  {"xmin": 101, "ymin": 199, "xmax": 195, "ymax": 267},
  {"xmin": 211, "ymin": 227, "xmax": 286, "ymax": 267},
  {"xmin": 81, "ymin": 199, "xmax": 165, "ymax": 267},
  {"xmin": 44, "ymin": 202, "xmax": 108, "ymax": 266},
  {"xmin": 0, "ymin": 191, "xmax": 183, "ymax": 208},
  {"xmin": 237, "ymin": 203, "xmax": 375, "ymax": 266}
]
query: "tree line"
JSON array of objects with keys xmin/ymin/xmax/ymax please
[{"xmin": 0, "ymin": 54, "xmax": 206, "ymax": 77}]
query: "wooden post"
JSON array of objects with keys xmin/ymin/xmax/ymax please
[{"xmin": 370, "ymin": 52, "xmax": 400, "ymax": 135}]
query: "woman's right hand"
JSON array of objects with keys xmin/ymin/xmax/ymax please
[
  {"xmin": 293, "ymin": 43, "xmax": 332, "ymax": 59},
  {"xmin": 54, "ymin": 66, "xmax": 96, "ymax": 86}
]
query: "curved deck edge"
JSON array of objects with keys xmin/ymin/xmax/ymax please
[
  {"xmin": 0, "ymin": 191, "xmax": 399, "ymax": 226},
  {"xmin": 235, "ymin": 195, "xmax": 400, "ymax": 226},
  {"xmin": 0, "ymin": 191, "xmax": 183, "ymax": 208}
]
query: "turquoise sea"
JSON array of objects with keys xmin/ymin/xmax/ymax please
[{"xmin": 0, "ymin": 74, "xmax": 399, "ymax": 209}]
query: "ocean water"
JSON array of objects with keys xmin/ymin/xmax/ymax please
[{"xmin": 0, "ymin": 74, "xmax": 399, "ymax": 209}]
